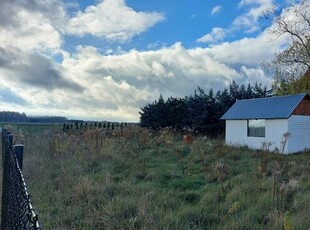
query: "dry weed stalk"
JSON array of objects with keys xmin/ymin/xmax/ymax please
[
  {"xmin": 284, "ymin": 161, "xmax": 297, "ymax": 177},
  {"xmin": 177, "ymin": 147, "xmax": 186, "ymax": 175},
  {"xmin": 260, "ymin": 141, "xmax": 272, "ymax": 175},
  {"xmin": 272, "ymin": 170, "xmax": 281, "ymax": 208},
  {"xmin": 82, "ymin": 129, "xmax": 103, "ymax": 153},
  {"xmin": 16, "ymin": 129, "xmax": 25, "ymax": 144},
  {"xmin": 280, "ymin": 132, "xmax": 291, "ymax": 154},
  {"xmin": 48, "ymin": 133, "xmax": 64, "ymax": 155},
  {"xmin": 279, "ymin": 181, "xmax": 286, "ymax": 204},
  {"xmin": 277, "ymin": 178, "xmax": 300, "ymax": 212},
  {"xmin": 215, "ymin": 162, "xmax": 225, "ymax": 185},
  {"xmin": 156, "ymin": 127, "xmax": 176, "ymax": 145},
  {"xmin": 129, "ymin": 127, "xmax": 152, "ymax": 157},
  {"xmin": 286, "ymin": 178, "xmax": 300, "ymax": 192},
  {"xmin": 4, "ymin": 124, "xmax": 14, "ymax": 133},
  {"xmin": 215, "ymin": 162, "xmax": 225, "ymax": 220}
]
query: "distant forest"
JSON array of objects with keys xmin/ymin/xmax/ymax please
[
  {"xmin": 0, "ymin": 111, "xmax": 67, "ymax": 123},
  {"xmin": 140, "ymin": 81, "xmax": 272, "ymax": 136}
]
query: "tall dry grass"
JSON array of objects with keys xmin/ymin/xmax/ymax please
[{"xmin": 3, "ymin": 126, "xmax": 308, "ymax": 229}]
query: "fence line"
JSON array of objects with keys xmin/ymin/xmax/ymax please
[{"xmin": 1, "ymin": 128, "xmax": 42, "ymax": 230}]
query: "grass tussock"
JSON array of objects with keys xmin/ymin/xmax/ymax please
[{"xmin": 8, "ymin": 126, "xmax": 310, "ymax": 230}]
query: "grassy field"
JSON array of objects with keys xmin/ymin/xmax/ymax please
[
  {"xmin": 0, "ymin": 122, "xmax": 62, "ymax": 134},
  {"xmin": 4, "ymin": 127, "xmax": 310, "ymax": 229}
]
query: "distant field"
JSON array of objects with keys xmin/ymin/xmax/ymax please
[
  {"xmin": 3, "ymin": 127, "xmax": 310, "ymax": 229},
  {"xmin": 0, "ymin": 122, "xmax": 62, "ymax": 134}
]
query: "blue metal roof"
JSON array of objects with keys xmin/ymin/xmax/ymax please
[{"xmin": 221, "ymin": 93, "xmax": 308, "ymax": 120}]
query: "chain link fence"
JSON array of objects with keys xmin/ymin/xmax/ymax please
[{"xmin": 1, "ymin": 128, "xmax": 42, "ymax": 230}]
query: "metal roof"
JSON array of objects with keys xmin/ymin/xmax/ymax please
[{"xmin": 221, "ymin": 93, "xmax": 308, "ymax": 120}]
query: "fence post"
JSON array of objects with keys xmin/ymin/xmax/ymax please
[
  {"xmin": 14, "ymin": 144, "xmax": 24, "ymax": 170},
  {"xmin": 8, "ymin": 133, "xmax": 13, "ymax": 148}
]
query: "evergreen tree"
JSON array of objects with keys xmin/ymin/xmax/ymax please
[
  {"xmin": 246, "ymin": 83, "xmax": 253, "ymax": 98},
  {"xmin": 239, "ymin": 84, "xmax": 247, "ymax": 99},
  {"xmin": 62, "ymin": 123, "xmax": 67, "ymax": 132},
  {"xmin": 165, "ymin": 97, "xmax": 187, "ymax": 129},
  {"xmin": 139, "ymin": 82, "xmax": 272, "ymax": 136},
  {"xmin": 253, "ymin": 82, "xmax": 273, "ymax": 98},
  {"xmin": 229, "ymin": 80, "xmax": 240, "ymax": 101},
  {"xmin": 75, "ymin": 121, "xmax": 79, "ymax": 129}
]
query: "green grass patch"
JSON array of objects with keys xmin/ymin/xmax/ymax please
[{"xmin": 4, "ymin": 127, "xmax": 309, "ymax": 230}]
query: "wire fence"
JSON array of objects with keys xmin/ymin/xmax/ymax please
[{"xmin": 1, "ymin": 128, "xmax": 42, "ymax": 230}]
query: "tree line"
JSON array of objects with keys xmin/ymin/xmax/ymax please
[
  {"xmin": 0, "ymin": 111, "xmax": 67, "ymax": 123},
  {"xmin": 139, "ymin": 81, "xmax": 272, "ymax": 136}
]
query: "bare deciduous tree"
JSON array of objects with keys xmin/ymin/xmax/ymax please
[{"xmin": 267, "ymin": 0, "xmax": 310, "ymax": 94}]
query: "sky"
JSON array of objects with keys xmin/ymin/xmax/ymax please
[{"xmin": 0, "ymin": 0, "xmax": 298, "ymax": 121}]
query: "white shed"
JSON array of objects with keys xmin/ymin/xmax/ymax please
[{"xmin": 221, "ymin": 93, "xmax": 310, "ymax": 154}]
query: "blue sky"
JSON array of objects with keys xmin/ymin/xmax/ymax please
[
  {"xmin": 63, "ymin": 0, "xmax": 272, "ymax": 52},
  {"xmin": 0, "ymin": 0, "xmax": 297, "ymax": 121},
  {"xmin": 125, "ymin": 0, "xmax": 258, "ymax": 47}
]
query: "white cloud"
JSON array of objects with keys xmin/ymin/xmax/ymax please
[
  {"xmin": 204, "ymin": 29, "xmax": 286, "ymax": 66},
  {"xmin": 239, "ymin": 66, "xmax": 272, "ymax": 86},
  {"xmin": 0, "ymin": 0, "xmax": 84, "ymax": 116},
  {"xmin": 197, "ymin": 27, "xmax": 226, "ymax": 43},
  {"xmin": 66, "ymin": 0, "xmax": 165, "ymax": 42},
  {"xmin": 63, "ymin": 42, "xmax": 240, "ymax": 94},
  {"xmin": 211, "ymin": 5, "xmax": 222, "ymax": 16},
  {"xmin": 233, "ymin": 0, "xmax": 274, "ymax": 32},
  {"xmin": 0, "ymin": 0, "xmax": 82, "ymax": 94},
  {"xmin": 0, "ymin": 9, "xmax": 62, "ymax": 52}
]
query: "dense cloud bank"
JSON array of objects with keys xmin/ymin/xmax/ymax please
[{"xmin": 0, "ymin": 0, "xmax": 292, "ymax": 121}]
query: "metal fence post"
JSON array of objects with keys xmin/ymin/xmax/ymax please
[
  {"xmin": 1, "ymin": 130, "xmax": 41, "ymax": 229},
  {"xmin": 8, "ymin": 133, "xmax": 13, "ymax": 148},
  {"xmin": 14, "ymin": 144, "xmax": 24, "ymax": 170}
]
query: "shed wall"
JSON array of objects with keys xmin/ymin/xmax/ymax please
[
  {"xmin": 225, "ymin": 120, "xmax": 247, "ymax": 146},
  {"xmin": 225, "ymin": 119, "xmax": 288, "ymax": 153},
  {"xmin": 292, "ymin": 96, "xmax": 310, "ymax": 115},
  {"xmin": 266, "ymin": 119, "xmax": 289, "ymax": 153},
  {"xmin": 288, "ymin": 115, "xmax": 310, "ymax": 153}
]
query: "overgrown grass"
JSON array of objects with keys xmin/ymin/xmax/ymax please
[
  {"xmin": 9, "ymin": 127, "xmax": 310, "ymax": 229},
  {"xmin": 0, "ymin": 122, "xmax": 62, "ymax": 134}
]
